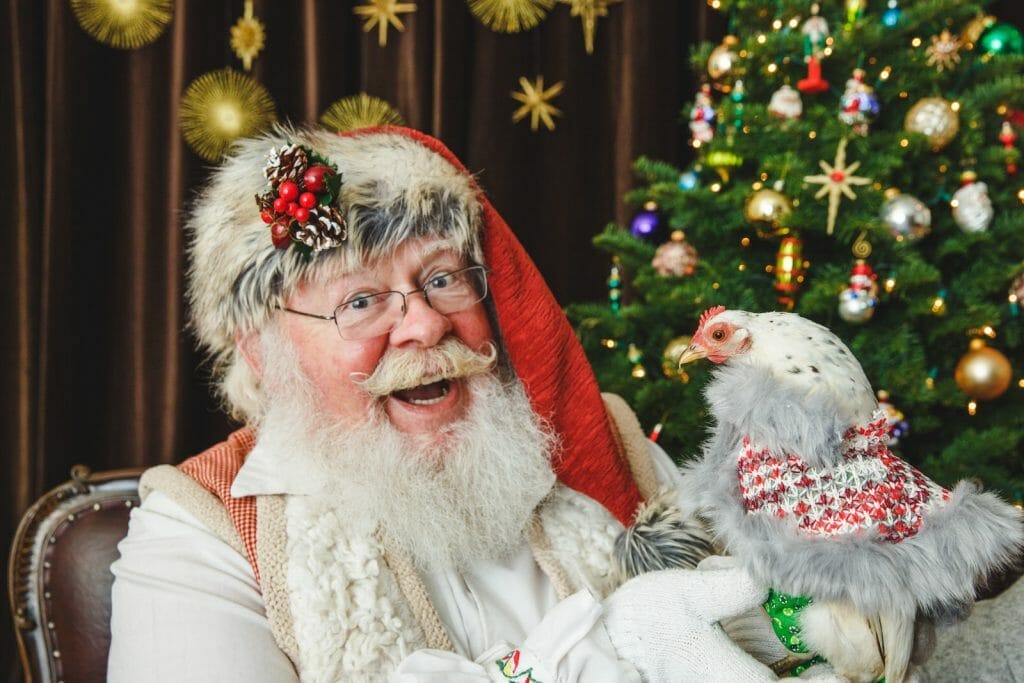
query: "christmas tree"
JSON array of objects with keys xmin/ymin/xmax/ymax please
[{"xmin": 568, "ymin": 1, "xmax": 1024, "ymax": 503}]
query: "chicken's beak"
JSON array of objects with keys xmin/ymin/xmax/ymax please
[{"xmin": 677, "ymin": 344, "xmax": 707, "ymax": 366}]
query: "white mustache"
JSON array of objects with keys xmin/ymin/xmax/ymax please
[{"xmin": 354, "ymin": 339, "xmax": 498, "ymax": 398}]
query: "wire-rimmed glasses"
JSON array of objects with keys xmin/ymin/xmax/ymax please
[{"xmin": 280, "ymin": 265, "xmax": 489, "ymax": 340}]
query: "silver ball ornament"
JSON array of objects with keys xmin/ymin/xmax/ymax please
[
  {"xmin": 881, "ymin": 190, "xmax": 931, "ymax": 242},
  {"xmin": 838, "ymin": 287, "xmax": 876, "ymax": 323}
]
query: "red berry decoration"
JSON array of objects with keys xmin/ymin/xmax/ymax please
[
  {"xmin": 261, "ymin": 209, "xmax": 275, "ymax": 224},
  {"xmin": 302, "ymin": 165, "xmax": 333, "ymax": 193},
  {"xmin": 286, "ymin": 202, "xmax": 299, "ymax": 216},
  {"xmin": 294, "ymin": 207, "xmax": 310, "ymax": 223},
  {"xmin": 270, "ymin": 221, "xmax": 291, "ymax": 249},
  {"xmin": 299, "ymin": 191, "xmax": 317, "ymax": 208},
  {"xmin": 278, "ymin": 181, "xmax": 299, "ymax": 201},
  {"xmin": 273, "ymin": 196, "xmax": 289, "ymax": 213}
]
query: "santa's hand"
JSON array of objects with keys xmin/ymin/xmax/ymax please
[{"xmin": 602, "ymin": 560, "xmax": 845, "ymax": 682}]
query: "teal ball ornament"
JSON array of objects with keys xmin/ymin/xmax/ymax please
[{"xmin": 979, "ymin": 22, "xmax": 1023, "ymax": 55}]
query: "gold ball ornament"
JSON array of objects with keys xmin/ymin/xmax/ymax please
[
  {"xmin": 744, "ymin": 188, "xmax": 792, "ymax": 226},
  {"xmin": 904, "ymin": 97, "xmax": 959, "ymax": 151},
  {"xmin": 708, "ymin": 35, "xmax": 740, "ymax": 84},
  {"xmin": 662, "ymin": 335, "xmax": 693, "ymax": 382},
  {"xmin": 955, "ymin": 339, "xmax": 1013, "ymax": 401}
]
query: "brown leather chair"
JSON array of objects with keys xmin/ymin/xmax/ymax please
[{"xmin": 8, "ymin": 465, "xmax": 145, "ymax": 683}]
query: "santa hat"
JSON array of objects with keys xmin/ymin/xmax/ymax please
[{"xmin": 185, "ymin": 125, "xmax": 643, "ymax": 525}]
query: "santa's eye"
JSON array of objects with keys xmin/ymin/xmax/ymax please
[{"xmin": 711, "ymin": 328, "xmax": 727, "ymax": 341}]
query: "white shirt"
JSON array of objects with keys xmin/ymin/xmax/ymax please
[{"xmin": 108, "ymin": 441, "xmax": 684, "ymax": 682}]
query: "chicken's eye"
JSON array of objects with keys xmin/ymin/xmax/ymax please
[{"xmin": 711, "ymin": 328, "xmax": 727, "ymax": 341}]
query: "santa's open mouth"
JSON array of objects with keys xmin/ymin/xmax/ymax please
[{"xmin": 391, "ymin": 379, "xmax": 451, "ymax": 406}]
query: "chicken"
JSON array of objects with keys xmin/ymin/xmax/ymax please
[{"xmin": 675, "ymin": 306, "xmax": 1024, "ymax": 683}]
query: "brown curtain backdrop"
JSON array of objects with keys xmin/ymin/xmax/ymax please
[{"xmin": 2, "ymin": 0, "xmax": 713, "ymax": 675}]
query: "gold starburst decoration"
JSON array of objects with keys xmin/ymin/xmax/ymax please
[
  {"xmin": 512, "ymin": 76, "xmax": 564, "ymax": 132},
  {"xmin": 558, "ymin": 0, "xmax": 622, "ymax": 54},
  {"xmin": 803, "ymin": 138, "xmax": 872, "ymax": 235},
  {"xmin": 468, "ymin": 0, "xmax": 556, "ymax": 33},
  {"xmin": 925, "ymin": 30, "xmax": 962, "ymax": 72},
  {"xmin": 70, "ymin": 0, "xmax": 173, "ymax": 49},
  {"xmin": 320, "ymin": 93, "xmax": 406, "ymax": 133},
  {"xmin": 230, "ymin": 0, "xmax": 265, "ymax": 71},
  {"xmin": 179, "ymin": 68, "xmax": 277, "ymax": 161},
  {"xmin": 353, "ymin": 0, "xmax": 417, "ymax": 47}
]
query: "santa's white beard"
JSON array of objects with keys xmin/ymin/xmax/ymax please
[{"xmin": 254, "ymin": 327, "xmax": 559, "ymax": 573}]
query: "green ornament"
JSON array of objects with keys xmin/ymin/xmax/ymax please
[{"xmin": 979, "ymin": 22, "xmax": 1023, "ymax": 55}]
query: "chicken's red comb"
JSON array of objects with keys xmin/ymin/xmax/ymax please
[{"xmin": 697, "ymin": 305, "xmax": 727, "ymax": 331}]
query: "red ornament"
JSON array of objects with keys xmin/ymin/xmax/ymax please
[
  {"xmin": 260, "ymin": 209, "xmax": 275, "ymax": 224},
  {"xmin": 302, "ymin": 165, "xmax": 334, "ymax": 193},
  {"xmin": 270, "ymin": 221, "xmax": 291, "ymax": 249},
  {"xmin": 299, "ymin": 191, "xmax": 317, "ymax": 208},
  {"xmin": 798, "ymin": 56, "xmax": 830, "ymax": 94},
  {"xmin": 273, "ymin": 196, "xmax": 288, "ymax": 213},
  {"xmin": 278, "ymin": 181, "xmax": 300, "ymax": 201},
  {"xmin": 286, "ymin": 201, "xmax": 299, "ymax": 216},
  {"xmin": 294, "ymin": 207, "xmax": 310, "ymax": 223}
]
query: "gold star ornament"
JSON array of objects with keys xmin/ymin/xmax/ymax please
[
  {"xmin": 69, "ymin": 0, "xmax": 173, "ymax": 49},
  {"xmin": 925, "ymin": 30, "xmax": 962, "ymax": 72},
  {"xmin": 558, "ymin": 0, "xmax": 622, "ymax": 54},
  {"xmin": 803, "ymin": 138, "xmax": 872, "ymax": 235},
  {"xmin": 511, "ymin": 76, "xmax": 564, "ymax": 132},
  {"xmin": 354, "ymin": 0, "xmax": 416, "ymax": 47},
  {"xmin": 320, "ymin": 93, "xmax": 405, "ymax": 133},
  {"xmin": 230, "ymin": 1, "xmax": 265, "ymax": 71}
]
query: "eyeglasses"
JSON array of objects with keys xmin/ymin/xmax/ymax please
[{"xmin": 280, "ymin": 265, "xmax": 489, "ymax": 340}]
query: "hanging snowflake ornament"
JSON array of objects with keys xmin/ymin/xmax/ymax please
[
  {"xmin": 557, "ymin": 0, "xmax": 622, "ymax": 55},
  {"xmin": 230, "ymin": 0, "xmax": 266, "ymax": 71},
  {"xmin": 320, "ymin": 93, "xmax": 405, "ymax": 133},
  {"xmin": 70, "ymin": 0, "xmax": 173, "ymax": 49},
  {"xmin": 926, "ymin": 30, "xmax": 962, "ymax": 72},
  {"xmin": 803, "ymin": 137, "xmax": 872, "ymax": 235},
  {"xmin": 353, "ymin": 0, "xmax": 416, "ymax": 47},
  {"xmin": 511, "ymin": 76, "xmax": 564, "ymax": 132},
  {"xmin": 468, "ymin": 0, "xmax": 556, "ymax": 33},
  {"xmin": 179, "ymin": 68, "xmax": 277, "ymax": 161}
]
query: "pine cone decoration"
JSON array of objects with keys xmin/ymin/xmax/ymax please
[
  {"xmin": 295, "ymin": 206, "xmax": 348, "ymax": 253},
  {"xmin": 255, "ymin": 192, "xmax": 274, "ymax": 212},
  {"xmin": 265, "ymin": 144, "xmax": 308, "ymax": 185}
]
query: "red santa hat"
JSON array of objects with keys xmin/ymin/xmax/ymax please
[{"xmin": 186, "ymin": 125, "xmax": 643, "ymax": 525}]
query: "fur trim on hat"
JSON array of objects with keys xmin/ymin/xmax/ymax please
[{"xmin": 185, "ymin": 125, "xmax": 483, "ymax": 419}]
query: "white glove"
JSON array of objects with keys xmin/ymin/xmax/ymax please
[{"xmin": 602, "ymin": 556, "xmax": 846, "ymax": 683}]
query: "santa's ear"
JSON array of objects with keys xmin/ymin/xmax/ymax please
[{"xmin": 236, "ymin": 329, "xmax": 265, "ymax": 379}]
